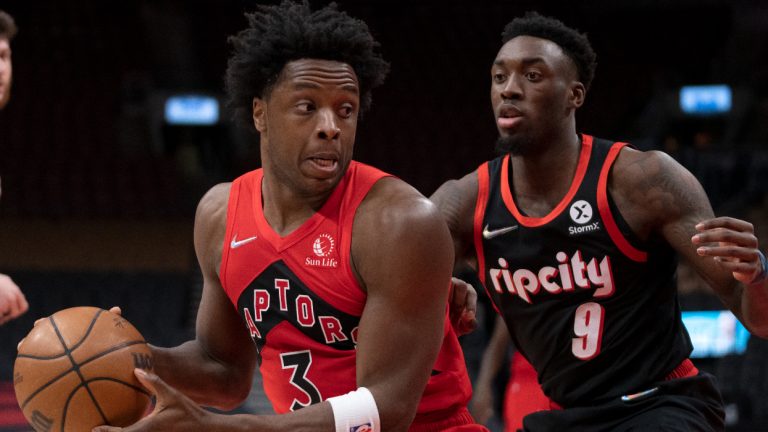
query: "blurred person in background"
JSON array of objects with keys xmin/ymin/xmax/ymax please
[{"xmin": 0, "ymin": 9, "xmax": 29, "ymax": 325}]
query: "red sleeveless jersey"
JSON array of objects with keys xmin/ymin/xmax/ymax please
[{"xmin": 220, "ymin": 161, "xmax": 473, "ymax": 425}]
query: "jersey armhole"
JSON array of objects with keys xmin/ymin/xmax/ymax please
[
  {"xmin": 220, "ymin": 179, "xmax": 242, "ymax": 298},
  {"xmin": 340, "ymin": 170, "xmax": 393, "ymax": 297},
  {"xmin": 473, "ymin": 164, "xmax": 501, "ymax": 315},
  {"xmin": 597, "ymin": 143, "xmax": 648, "ymax": 263}
]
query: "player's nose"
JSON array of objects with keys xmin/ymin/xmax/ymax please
[{"xmin": 316, "ymin": 109, "xmax": 340, "ymax": 141}]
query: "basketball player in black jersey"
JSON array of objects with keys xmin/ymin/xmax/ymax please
[
  {"xmin": 432, "ymin": 12, "xmax": 768, "ymax": 431},
  {"xmin": 0, "ymin": 10, "xmax": 28, "ymax": 326}
]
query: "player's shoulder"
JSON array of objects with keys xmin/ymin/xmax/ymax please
[
  {"xmin": 361, "ymin": 177, "xmax": 442, "ymax": 228},
  {"xmin": 431, "ymin": 169, "xmax": 480, "ymax": 210},
  {"xmin": 441, "ymin": 170, "xmax": 479, "ymax": 198},
  {"xmin": 610, "ymin": 146, "xmax": 705, "ymax": 228},
  {"xmin": 351, "ymin": 175, "xmax": 454, "ymax": 285},
  {"xmin": 195, "ymin": 182, "xmax": 232, "ymax": 227},
  {"xmin": 612, "ymin": 146, "xmax": 691, "ymax": 190}
]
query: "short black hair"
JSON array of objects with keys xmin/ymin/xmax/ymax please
[
  {"xmin": 225, "ymin": 0, "xmax": 390, "ymax": 129},
  {"xmin": 502, "ymin": 12, "xmax": 596, "ymax": 91},
  {"xmin": 0, "ymin": 10, "xmax": 17, "ymax": 41}
]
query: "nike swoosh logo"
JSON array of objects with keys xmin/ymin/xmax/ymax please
[
  {"xmin": 230, "ymin": 234, "xmax": 258, "ymax": 249},
  {"xmin": 482, "ymin": 224, "xmax": 518, "ymax": 240}
]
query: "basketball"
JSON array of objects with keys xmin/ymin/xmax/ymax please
[{"xmin": 13, "ymin": 306, "xmax": 153, "ymax": 432}]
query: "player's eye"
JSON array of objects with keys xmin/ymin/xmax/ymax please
[
  {"xmin": 296, "ymin": 102, "xmax": 315, "ymax": 113},
  {"xmin": 525, "ymin": 71, "xmax": 542, "ymax": 81},
  {"xmin": 338, "ymin": 104, "xmax": 355, "ymax": 118}
]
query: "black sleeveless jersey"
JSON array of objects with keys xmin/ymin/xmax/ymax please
[{"xmin": 473, "ymin": 134, "xmax": 693, "ymax": 407}]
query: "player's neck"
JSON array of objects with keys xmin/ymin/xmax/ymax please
[
  {"xmin": 260, "ymin": 173, "xmax": 332, "ymax": 237},
  {"xmin": 510, "ymin": 132, "xmax": 582, "ymax": 212}
]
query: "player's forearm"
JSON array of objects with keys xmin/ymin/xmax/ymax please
[
  {"xmin": 740, "ymin": 277, "xmax": 768, "ymax": 338},
  {"xmin": 475, "ymin": 337, "xmax": 507, "ymax": 391},
  {"xmin": 219, "ymin": 403, "xmax": 335, "ymax": 432},
  {"xmin": 476, "ymin": 348, "xmax": 505, "ymax": 388},
  {"xmin": 150, "ymin": 340, "xmax": 252, "ymax": 409}
]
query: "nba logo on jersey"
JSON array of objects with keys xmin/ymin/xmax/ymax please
[{"xmin": 350, "ymin": 424, "xmax": 372, "ymax": 432}]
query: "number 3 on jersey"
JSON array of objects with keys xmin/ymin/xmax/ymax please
[
  {"xmin": 280, "ymin": 350, "xmax": 322, "ymax": 411},
  {"xmin": 572, "ymin": 302, "xmax": 605, "ymax": 360}
]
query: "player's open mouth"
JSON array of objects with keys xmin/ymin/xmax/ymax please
[
  {"xmin": 308, "ymin": 157, "xmax": 338, "ymax": 175},
  {"xmin": 497, "ymin": 105, "xmax": 522, "ymax": 129}
]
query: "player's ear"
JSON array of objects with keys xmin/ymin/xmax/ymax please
[
  {"xmin": 253, "ymin": 97, "xmax": 267, "ymax": 132},
  {"xmin": 569, "ymin": 82, "xmax": 586, "ymax": 109}
]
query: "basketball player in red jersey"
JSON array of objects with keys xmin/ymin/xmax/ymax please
[
  {"xmin": 431, "ymin": 12, "xmax": 768, "ymax": 431},
  {"xmin": 94, "ymin": 2, "xmax": 483, "ymax": 431},
  {"xmin": 0, "ymin": 10, "xmax": 28, "ymax": 326}
]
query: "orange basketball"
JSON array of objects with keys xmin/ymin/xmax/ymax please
[{"xmin": 13, "ymin": 306, "xmax": 153, "ymax": 432}]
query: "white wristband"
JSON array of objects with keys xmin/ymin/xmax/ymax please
[{"xmin": 327, "ymin": 387, "xmax": 380, "ymax": 432}]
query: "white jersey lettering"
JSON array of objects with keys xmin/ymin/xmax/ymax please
[{"xmin": 490, "ymin": 251, "xmax": 616, "ymax": 304}]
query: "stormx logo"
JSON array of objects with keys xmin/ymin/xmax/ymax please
[{"xmin": 568, "ymin": 200, "xmax": 600, "ymax": 236}]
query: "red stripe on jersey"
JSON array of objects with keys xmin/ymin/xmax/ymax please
[
  {"xmin": 501, "ymin": 134, "xmax": 593, "ymax": 227},
  {"xmin": 220, "ymin": 182, "xmax": 239, "ymax": 299},
  {"xmin": 473, "ymin": 164, "xmax": 500, "ymax": 315},
  {"xmin": 665, "ymin": 358, "xmax": 698, "ymax": 380},
  {"xmin": 597, "ymin": 143, "xmax": 648, "ymax": 263}
]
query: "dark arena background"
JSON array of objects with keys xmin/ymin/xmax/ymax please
[{"xmin": 1, "ymin": 0, "xmax": 767, "ymax": 430}]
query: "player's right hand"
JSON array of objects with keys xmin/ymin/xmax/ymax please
[
  {"xmin": 449, "ymin": 277, "xmax": 478, "ymax": 336},
  {"xmin": 92, "ymin": 369, "xmax": 221, "ymax": 432},
  {"xmin": 693, "ymin": 216, "xmax": 764, "ymax": 284}
]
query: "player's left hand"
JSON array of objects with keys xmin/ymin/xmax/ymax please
[
  {"xmin": 692, "ymin": 217, "xmax": 765, "ymax": 285},
  {"xmin": 449, "ymin": 277, "xmax": 478, "ymax": 336},
  {"xmin": 0, "ymin": 274, "xmax": 28, "ymax": 326},
  {"xmin": 91, "ymin": 369, "xmax": 219, "ymax": 432}
]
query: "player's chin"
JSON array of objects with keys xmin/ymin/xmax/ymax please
[{"xmin": 300, "ymin": 175, "xmax": 341, "ymax": 198}]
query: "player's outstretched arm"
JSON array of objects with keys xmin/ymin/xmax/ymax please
[
  {"xmin": 149, "ymin": 183, "xmax": 258, "ymax": 409},
  {"xmin": 612, "ymin": 148, "xmax": 768, "ymax": 338},
  {"xmin": 692, "ymin": 216, "xmax": 768, "ymax": 336}
]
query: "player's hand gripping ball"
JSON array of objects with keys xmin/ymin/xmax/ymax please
[{"xmin": 14, "ymin": 306, "xmax": 153, "ymax": 431}]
